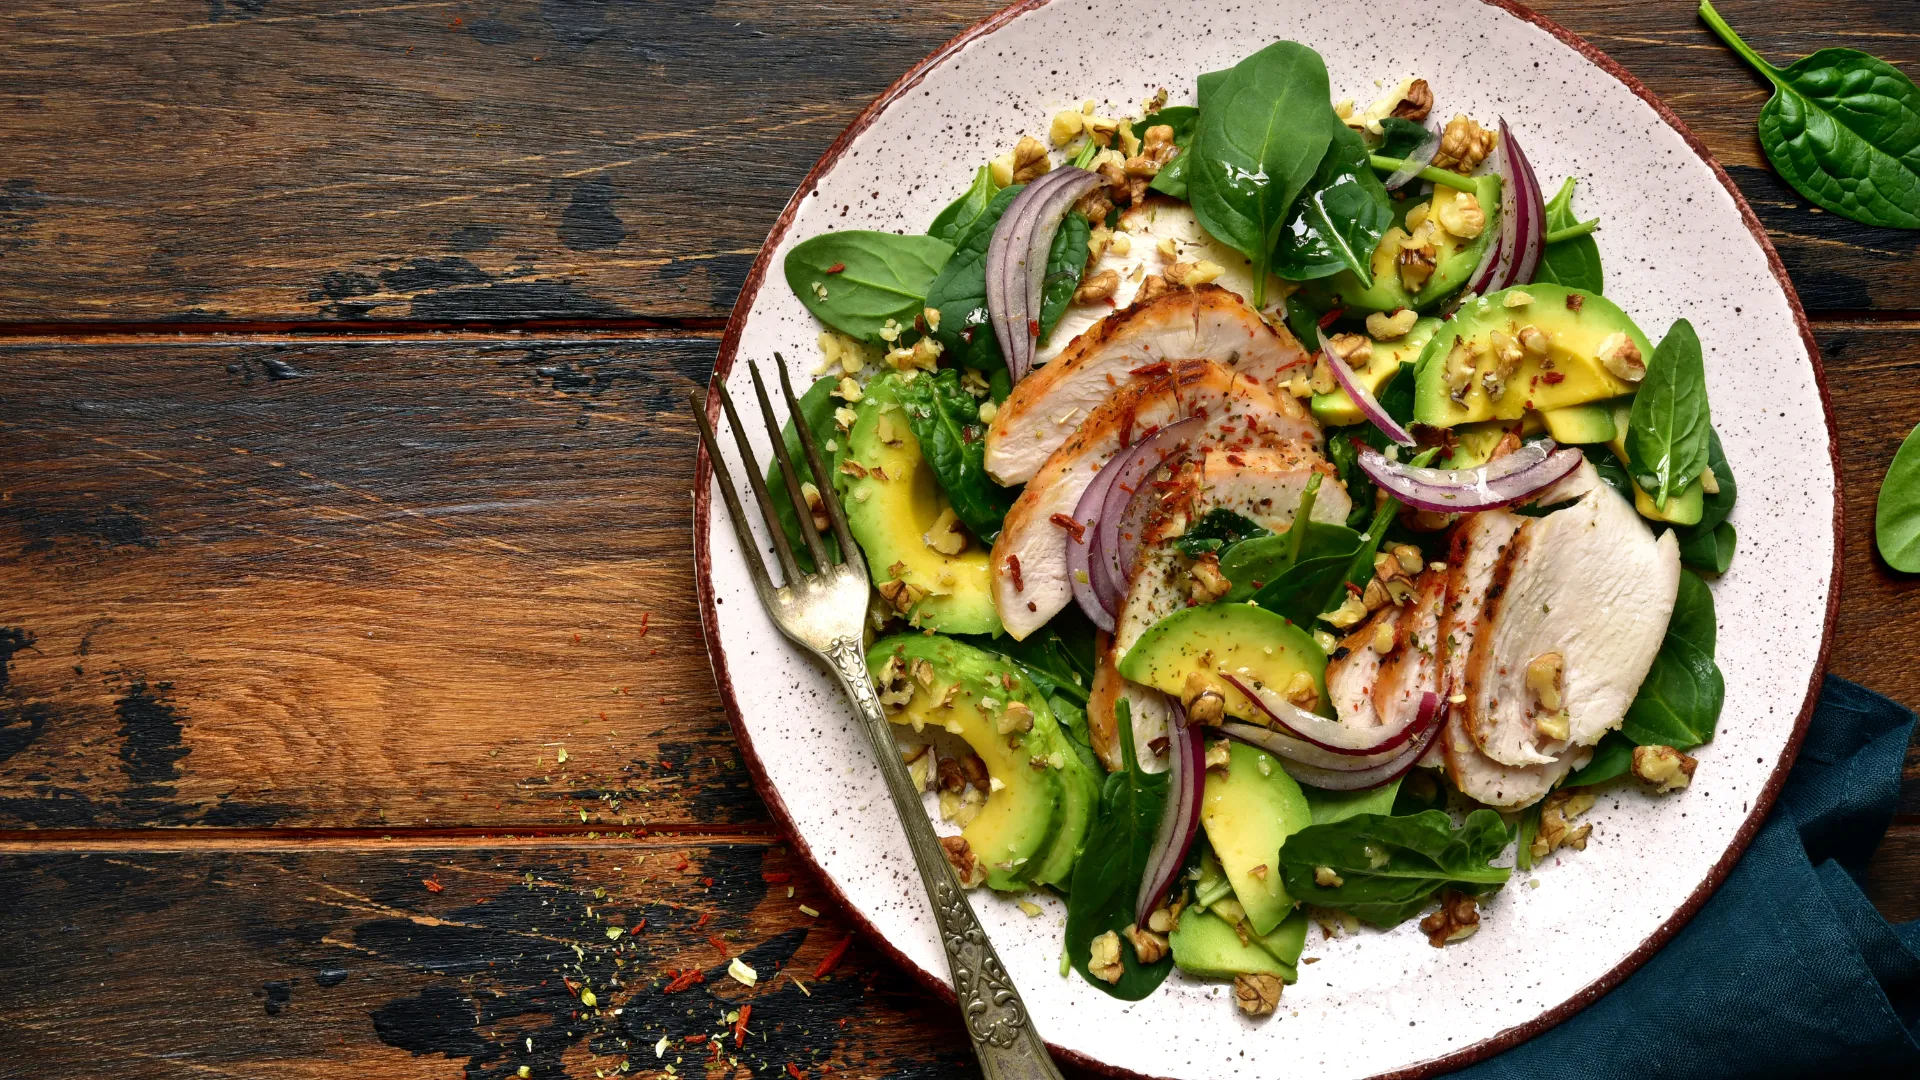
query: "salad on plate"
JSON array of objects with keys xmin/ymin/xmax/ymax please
[{"xmin": 770, "ymin": 38, "xmax": 1731, "ymax": 1015}]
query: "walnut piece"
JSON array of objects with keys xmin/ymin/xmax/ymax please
[
  {"xmin": 1390, "ymin": 78, "xmax": 1433, "ymax": 122},
  {"xmin": 1326, "ymin": 332, "xmax": 1373, "ymax": 368},
  {"xmin": 1074, "ymin": 268, "xmax": 1120, "ymax": 304},
  {"xmin": 1598, "ymin": 333, "xmax": 1646, "ymax": 382},
  {"xmin": 1632, "ymin": 744, "xmax": 1698, "ymax": 793},
  {"xmin": 935, "ymin": 756, "xmax": 965, "ymax": 794},
  {"xmin": 1397, "ymin": 242, "xmax": 1437, "ymax": 291},
  {"xmin": 1233, "ymin": 973, "xmax": 1283, "ymax": 1016},
  {"xmin": 1531, "ymin": 788, "xmax": 1596, "ymax": 861},
  {"xmin": 1181, "ymin": 670, "xmax": 1226, "ymax": 725},
  {"xmin": 940, "ymin": 836, "xmax": 987, "ymax": 888},
  {"xmin": 1123, "ymin": 923, "xmax": 1169, "ymax": 964},
  {"xmin": 1134, "ymin": 274, "xmax": 1171, "ymax": 304},
  {"xmin": 1419, "ymin": 890, "xmax": 1480, "ymax": 947},
  {"xmin": 1432, "ymin": 114, "xmax": 1497, "ymax": 174},
  {"xmin": 1011, "ymin": 135, "xmax": 1051, "ymax": 183},
  {"xmin": 1435, "ymin": 191, "xmax": 1486, "ymax": 239},
  {"xmin": 1366, "ymin": 308, "xmax": 1419, "ymax": 341},
  {"xmin": 1088, "ymin": 930, "xmax": 1125, "ymax": 984},
  {"xmin": 1188, "ymin": 552, "xmax": 1232, "ymax": 604},
  {"xmin": 923, "ymin": 507, "xmax": 969, "ymax": 556}
]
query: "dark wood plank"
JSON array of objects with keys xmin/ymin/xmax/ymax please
[
  {"xmin": 0, "ymin": 842, "xmax": 980, "ymax": 1080},
  {"xmin": 0, "ymin": 1, "xmax": 1916, "ymax": 325}
]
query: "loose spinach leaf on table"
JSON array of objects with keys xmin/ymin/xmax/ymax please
[
  {"xmin": 1534, "ymin": 176, "xmax": 1605, "ymax": 294},
  {"xmin": 1376, "ymin": 117, "xmax": 1432, "ymax": 160},
  {"xmin": 1188, "ymin": 41, "xmax": 1336, "ymax": 307},
  {"xmin": 1142, "ymin": 105, "xmax": 1200, "ymax": 201},
  {"xmin": 927, "ymin": 165, "xmax": 999, "ymax": 246},
  {"xmin": 1564, "ymin": 730, "xmax": 1637, "ymax": 788},
  {"xmin": 1278, "ymin": 809, "xmax": 1512, "ymax": 928},
  {"xmin": 1876, "ymin": 422, "xmax": 1920, "ymax": 572},
  {"xmin": 891, "ymin": 369, "xmax": 1017, "ymax": 541},
  {"xmin": 1065, "ymin": 702, "xmax": 1173, "ymax": 999},
  {"xmin": 766, "ymin": 375, "xmax": 844, "ymax": 572},
  {"xmin": 1621, "ymin": 571, "xmax": 1724, "ymax": 750},
  {"xmin": 1701, "ymin": 0, "xmax": 1920, "ymax": 230},
  {"xmin": 784, "ymin": 231, "xmax": 954, "ymax": 342},
  {"xmin": 1627, "ymin": 319, "xmax": 1712, "ymax": 511},
  {"xmin": 1173, "ymin": 508, "xmax": 1271, "ymax": 559},
  {"xmin": 1274, "ymin": 116, "xmax": 1394, "ymax": 284}
]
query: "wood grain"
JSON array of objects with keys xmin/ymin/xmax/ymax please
[{"xmin": 0, "ymin": 1, "xmax": 1915, "ymax": 325}]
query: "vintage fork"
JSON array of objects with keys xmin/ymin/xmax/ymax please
[{"xmin": 693, "ymin": 358, "xmax": 1063, "ymax": 1080}]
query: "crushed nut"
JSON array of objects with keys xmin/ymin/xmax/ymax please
[
  {"xmin": 1480, "ymin": 331, "xmax": 1524, "ymax": 400},
  {"xmin": 940, "ymin": 836, "xmax": 987, "ymax": 888},
  {"xmin": 1366, "ymin": 308, "xmax": 1420, "ymax": 341},
  {"xmin": 1285, "ymin": 670, "xmax": 1320, "ymax": 711},
  {"xmin": 874, "ymin": 655, "xmax": 915, "ymax": 710},
  {"xmin": 1526, "ymin": 651, "xmax": 1564, "ymax": 712},
  {"xmin": 1443, "ymin": 336, "xmax": 1476, "ymax": 401},
  {"xmin": 935, "ymin": 756, "xmax": 965, "ymax": 794},
  {"xmin": 1391, "ymin": 543, "xmax": 1424, "ymax": 575},
  {"xmin": 1327, "ymin": 332, "xmax": 1373, "ymax": 369},
  {"xmin": 1146, "ymin": 907, "xmax": 1175, "ymax": 934},
  {"xmin": 1632, "ymin": 744, "xmax": 1698, "ymax": 793},
  {"xmin": 1432, "ymin": 114, "xmax": 1496, "ymax": 174},
  {"xmin": 1233, "ymin": 973, "xmax": 1282, "ymax": 1016},
  {"xmin": 923, "ymin": 507, "xmax": 969, "ymax": 556},
  {"xmin": 1313, "ymin": 865, "xmax": 1344, "ymax": 888},
  {"xmin": 1134, "ymin": 273, "xmax": 1171, "ymax": 303},
  {"xmin": 1397, "ymin": 242, "xmax": 1437, "ymax": 291},
  {"xmin": 959, "ymin": 753, "xmax": 990, "ymax": 791},
  {"xmin": 1188, "ymin": 552, "xmax": 1232, "ymax": 603},
  {"xmin": 1123, "ymin": 923, "xmax": 1169, "ymax": 964},
  {"xmin": 876, "ymin": 577, "xmax": 929, "ymax": 615},
  {"xmin": 1074, "ymin": 268, "xmax": 1121, "ymax": 305},
  {"xmin": 1011, "ymin": 136, "xmax": 1051, "ymax": 183},
  {"xmin": 1322, "ymin": 592, "xmax": 1369, "ymax": 629},
  {"xmin": 1503, "ymin": 289, "xmax": 1535, "ymax": 308},
  {"xmin": 1700, "ymin": 465, "xmax": 1721, "ymax": 495},
  {"xmin": 996, "ymin": 699, "xmax": 1035, "ymax": 736},
  {"xmin": 1182, "ymin": 671, "xmax": 1227, "ymax": 726},
  {"xmin": 1418, "ymin": 890, "xmax": 1480, "ymax": 947},
  {"xmin": 1435, "ymin": 191, "xmax": 1486, "ymax": 239},
  {"xmin": 800, "ymin": 482, "xmax": 831, "ymax": 532},
  {"xmin": 1517, "ymin": 324, "xmax": 1551, "ymax": 358},
  {"xmin": 977, "ymin": 400, "xmax": 998, "ymax": 424},
  {"xmin": 1165, "ymin": 259, "xmax": 1225, "ymax": 286},
  {"xmin": 1536, "ymin": 711, "xmax": 1570, "ymax": 741},
  {"xmin": 1088, "ymin": 930, "xmax": 1125, "ymax": 984},
  {"xmin": 1048, "ymin": 109, "xmax": 1084, "ymax": 147},
  {"xmin": 1598, "ymin": 333, "xmax": 1646, "ymax": 382},
  {"xmin": 1532, "ymin": 788, "xmax": 1596, "ymax": 860},
  {"xmin": 1203, "ymin": 739, "xmax": 1231, "ymax": 771},
  {"xmin": 832, "ymin": 376, "xmax": 863, "ymax": 403},
  {"xmin": 1362, "ymin": 576, "xmax": 1390, "ymax": 611},
  {"xmin": 1390, "ymin": 78, "xmax": 1433, "ymax": 121}
]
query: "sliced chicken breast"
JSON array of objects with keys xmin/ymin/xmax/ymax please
[
  {"xmin": 1193, "ymin": 446, "xmax": 1353, "ymax": 534},
  {"xmin": 990, "ymin": 359, "xmax": 1317, "ymax": 640},
  {"xmin": 1441, "ymin": 711, "xmax": 1591, "ymax": 809},
  {"xmin": 1370, "ymin": 570, "xmax": 1447, "ymax": 733},
  {"xmin": 1325, "ymin": 605, "xmax": 1400, "ymax": 732},
  {"xmin": 1465, "ymin": 482, "xmax": 1681, "ymax": 767},
  {"xmin": 985, "ymin": 284, "xmax": 1312, "ymax": 485}
]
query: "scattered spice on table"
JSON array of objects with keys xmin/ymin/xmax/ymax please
[{"xmin": 813, "ymin": 937, "xmax": 851, "ymax": 980}]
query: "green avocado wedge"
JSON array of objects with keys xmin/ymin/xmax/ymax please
[
  {"xmin": 1169, "ymin": 908, "xmax": 1308, "ymax": 981},
  {"xmin": 1117, "ymin": 603, "xmax": 1329, "ymax": 724},
  {"xmin": 1303, "ymin": 173, "xmax": 1502, "ymax": 313},
  {"xmin": 1200, "ymin": 741, "xmax": 1312, "ymax": 936}
]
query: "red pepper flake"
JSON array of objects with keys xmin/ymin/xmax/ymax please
[
  {"xmin": 638, "ymin": 612, "xmax": 651, "ymax": 635},
  {"xmin": 733, "ymin": 1004, "xmax": 752, "ymax": 1047},
  {"xmin": 1049, "ymin": 513, "xmax": 1087, "ymax": 543},
  {"xmin": 599, "ymin": 712, "xmax": 608, "ymax": 721},
  {"xmin": 694, "ymin": 911, "xmax": 713, "ymax": 929},
  {"xmin": 813, "ymin": 937, "xmax": 852, "ymax": 980},
  {"xmin": 1317, "ymin": 307, "xmax": 1345, "ymax": 330},
  {"xmin": 675, "ymin": 858, "xmax": 691, "ymax": 872},
  {"xmin": 664, "ymin": 969, "xmax": 706, "ymax": 994},
  {"xmin": 762, "ymin": 871, "xmax": 793, "ymax": 884},
  {"xmin": 1541, "ymin": 371, "xmax": 1566, "ymax": 384},
  {"xmin": 1006, "ymin": 554, "xmax": 1024, "ymax": 593},
  {"xmin": 1027, "ymin": 319, "xmax": 1040, "ymax": 339},
  {"xmin": 707, "ymin": 934, "xmax": 731, "ymax": 958},
  {"xmin": 701, "ymin": 876, "xmax": 714, "ymax": 888},
  {"xmin": 686, "ymin": 1034, "xmax": 709, "ymax": 1044},
  {"xmin": 824, "ymin": 262, "xmax": 846, "ymax": 274},
  {"xmin": 631, "ymin": 920, "xmax": 647, "ymax": 934},
  {"xmin": 423, "ymin": 877, "xmax": 444, "ymax": 894},
  {"xmin": 1227, "ymin": 453, "xmax": 1245, "ymax": 467},
  {"xmin": 788, "ymin": 1065, "xmax": 807, "ymax": 1080}
]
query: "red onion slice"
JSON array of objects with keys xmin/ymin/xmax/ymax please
[
  {"xmin": 1381, "ymin": 128, "xmax": 1440, "ymax": 191},
  {"xmin": 1356, "ymin": 440, "xmax": 1583, "ymax": 514},
  {"xmin": 1458, "ymin": 118, "xmax": 1546, "ymax": 303},
  {"xmin": 1221, "ymin": 673, "xmax": 1436, "ymax": 760},
  {"xmin": 1096, "ymin": 417, "xmax": 1206, "ymax": 594},
  {"xmin": 1067, "ymin": 459, "xmax": 1122, "ymax": 630},
  {"xmin": 1137, "ymin": 698, "xmax": 1205, "ymax": 924},
  {"xmin": 985, "ymin": 167, "xmax": 1104, "ymax": 383},
  {"xmin": 1222, "ymin": 692, "xmax": 1440, "ymax": 791},
  {"xmin": 1319, "ymin": 328, "xmax": 1414, "ymax": 446}
]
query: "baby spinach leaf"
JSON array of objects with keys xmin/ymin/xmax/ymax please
[
  {"xmin": 1876, "ymin": 422, "xmax": 1920, "ymax": 571},
  {"xmin": 1621, "ymin": 571, "xmax": 1724, "ymax": 750},
  {"xmin": 1066, "ymin": 701, "xmax": 1174, "ymax": 999},
  {"xmin": 1514, "ymin": 803, "xmax": 1543, "ymax": 871},
  {"xmin": 1222, "ymin": 523, "xmax": 1359, "ymax": 604},
  {"xmin": 1327, "ymin": 433, "xmax": 1378, "ymax": 531},
  {"xmin": 1701, "ymin": 0, "xmax": 1920, "ymax": 229},
  {"xmin": 1278, "ymin": 809, "xmax": 1512, "ymax": 928},
  {"xmin": 766, "ymin": 375, "xmax": 844, "ymax": 572},
  {"xmin": 1303, "ymin": 778, "xmax": 1401, "ymax": 826},
  {"xmin": 784, "ymin": 231, "xmax": 954, "ymax": 342},
  {"xmin": 1189, "ymin": 41, "xmax": 1336, "ymax": 307},
  {"xmin": 1039, "ymin": 210, "xmax": 1092, "ymax": 346},
  {"xmin": 927, "ymin": 165, "xmax": 999, "ymax": 246},
  {"xmin": 1677, "ymin": 521, "xmax": 1738, "ymax": 575},
  {"xmin": 1534, "ymin": 177, "xmax": 1605, "ymax": 294},
  {"xmin": 1627, "ymin": 319, "xmax": 1712, "ymax": 510},
  {"xmin": 1564, "ymin": 731, "xmax": 1637, "ymax": 788},
  {"xmin": 1274, "ymin": 116, "xmax": 1393, "ymax": 284},
  {"xmin": 924, "ymin": 185, "xmax": 1023, "ymax": 372},
  {"xmin": 1173, "ymin": 508, "xmax": 1271, "ymax": 559},
  {"xmin": 891, "ymin": 368, "xmax": 1017, "ymax": 541},
  {"xmin": 1376, "ymin": 117, "xmax": 1431, "ymax": 159},
  {"xmin": 1252, "ymin": 551, "xmax": 1358, "ymax": 629},
  {"xmin": 970, "ymin": 606, "xmax": 1099, "ymax": 709},
  {"xmin": 1670, "ymin": 429, "xmax": 1738, "ymax": 572}
]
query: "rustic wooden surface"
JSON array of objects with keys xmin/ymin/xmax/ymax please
[{"xmin": 1, "ymin": 1, "xmax": 1917, "ymax": 1076}]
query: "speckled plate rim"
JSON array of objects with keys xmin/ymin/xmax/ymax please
[{"xmin": 693, "ymin": 2, "xmax": 1842, "ymax": 1075}]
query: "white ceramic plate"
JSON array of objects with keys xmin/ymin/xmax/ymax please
[{"xmin": 696, "ymin": 2, "xmax": 1839, "ymax": 1076}]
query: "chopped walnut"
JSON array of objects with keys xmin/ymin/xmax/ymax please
[
  {"xmin": 1088, "ymin": 930, "xmax": 1124, "ymax": 984},
  {"xmin": 874, "ymin": 655, "xmax": 915, "ymax": 710},
  {"xmin": 995, "ymin": 699, "xmax": 1035, "ymax": 736},
  {"xmin": 1598, "ymin": 333, "xmax": 1646, "ymax": 382},
  {"xmin": 1011, "ymin": 136, "xmax": 1051, "ymax": 183},
  {"xmin": 1390, "ymin": 78, "xmax": 1433, "ymax": 122},
  {"xmin": 1632, "ymin": 744, "xmax": 1698, "ymax": 793},
  {"xmin": 1432, "ymin": 114, "xmax": 1496, "ymax": 174},
  {"xmin": 1532, "ymin": 788, "xmax": 1596, "ymax": 861},
  {"xmin": 1075, "ymin": 183, "xmax": 1116, "ymax": 223},
  {"xmin": 1313, "ymin": 865, "xmax": 1344, "ymax": 888},
  {"xmin": 1526, "ymin": 651, "xmax": 1564, "ymax": 712},
  {"xmin": 940, "ymin": 836, "xmax": 987, "ymax": 888},
  {"xmin": 1419, "ymin": 890, "xmax": 1480, "ymax": 947},
  {"xmin": 1285, "ymin": 670, "xmax": 1320, "ymax": 712},
  {"xmin": 1048, "ymin": 109, "xmax": 1084, "ymax": 148},
  {"xmin": 1397, "ymin": 242, "xmax": 1437, "ymax": 291},
  {"xmin": 1322, "ymin": 592, "xmax": 1369, "ymax": 629},
  {"xmin": 1146, "ymin": 907, "xmax": 1175, "ymax": 934},
  {"xmin": 876, "ymin": 577, "xmax": 929, "ymax": 615},
  {"xmin": 1366, "ymin": 308, "xmax": 1420, "ymax": 341},
  {"xmin": 924, "ymin": 507, "xmax": 969, "ymax": 556},
  {"xmin": 1443, "ymin": 336, "xmax": 1476, "ymax": 401},
  {"xmin": 935, "ymin": 756, "xmax": 965, "ymax": 794},
  {"xmin": 1134, "ymin": 274, "xmax": 1171, "ymax": 303},
  {"xmin": 1435, "ymin": 191, "xmax": 1486, "ymax": 239},
  {"xmin": 1517, "ymin": 324, "xmax": 1551, "ymax": 358},
  {"xmin": 1123, "ymin": 923, "xmax": 1169, "ymax": 964},
  {"xmin": 959, "ymin": 753, "xmax": 990, "ymax": 792},
  {"xmin": 1203, "ymin": 739, "xmax": 1231, "ymax": 771},
  {"xmin": 1480, "ymin": 331, "xmax": 1524, "ymax": 400},
  {"xmin": 1233, "ymin": 973, "xmax": 1282, "ymax": 1016},
  {"xmin": 800, "ymin": 482, "xmax": 831, "ymax": 533},
  {"xmin": 1362, "ymin": 577, "xmax": 1390, "ymax": 612},
  {"xmin": 1188, "ymin": 552, "xmax": 1232, "ymax": 603},
  {"xmin": 1326, "ymin": 332, "xmax": 1373, "ymax": 368},
  {"xmin": 1307, "ymin": 357, "xmax": 1338, "ymax": 396},
  {"xmin": 1165, "ymin": 259, "xmax": 1225, "ymax": 286},
  {"xmin": 1181, "ymin": 671, "xmax": 1227, "ymax": 726}
]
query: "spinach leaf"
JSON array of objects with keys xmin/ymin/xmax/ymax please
[
  {"xmin": 1564, "ymin": 731, "xmax": 1637, "ymax": 788},
  {"xmin": 971, "ymin": 606, "xmax": 1099, "ymax": 709},
  {"xmin": 1277, "ymin": 809, "xmax": 1511, "ymax": 928},
  {"xmin": 1065, "ymin": 701, "xmax": 1173, "ymax": 998},
  {"xmin": 1274, "ymin": 116, "xmax": 1393, "ymax": 284},
  {"xmin": 928, "ymin": 165, "xmax": 999, "ymax": 246},
  {"xmin": 1221, "ymin": 523, "xmax": 1359, "ymax": 604},
  {"xmin": 1534, "ymin": 176, "xmax": 1605, "ymax": 294},
  {"xmin": 1701, "ymin": 0, "xmax": 1920, "ymax": 229},
  {"xmin": 1514, "ymin": 803, "xmax": 1543, "ymax": 871},
  {"xmin": 784, "ymin": 231, "xmax": 954, "ymax": 342},
  {"xmin": 1251, "ymin": 551, "xmax": 1359, "ymax": 628},
  {"xmin": 1039, "ymin": 210, "xmax": 1092, "ymax": 345},
  {"xmin": 1627, "ymin": 319, "xmax": 1712, "ymax": 510},
  {"xmin": 1376, "ymin": 117, "xmax": 1432, "ymax": 159},
  {"xmin": 1304, "ymin": 778, "xmax": 1401, "ymax": 826},
  {"xmin": 1327, "ymin": 433, "xmax": 1377, "ymax": 531},
  {"xmin": 1143, "ymin": 106, "xmax": 1200, "ymax": 200},
  {"xmin": 1621, "ymin": 571, "xmax": 1724, "ymax": 750},
  {"xmin": 1671, "ymin": 429, "xmax": 1738, "ymax": 572},
  {"xmin": 891, "ymin": 368, "xmax": 1017, "ymax": 541},
  {"xmin": 1173, "ymin": 508, "xmax": 1271, "ymax": 559},
  {"xmin": 766, "ymin": 375, "xmax": 844, "ymax": 572},
  {"xmin": 1876, "ymin": 422, "xmax": 1920, "ymax": 571},
  {"xmin": 924, "ymin": 186, "xmax": 1023, "ymax": 372},
  {"xmin": 1188, "ymin": 41, "xmax": 1336, "ymax": 307},
  {"xmin": 1677, "ymin": 521, "xmax": 1738, "ymax": 576}
]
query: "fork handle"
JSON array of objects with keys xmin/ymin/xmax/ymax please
[{"xmin": 823, "ymin": 637, "xmax": 1065, "ymax": 1080}]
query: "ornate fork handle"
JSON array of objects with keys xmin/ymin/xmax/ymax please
[{"xmin": 823, "ymin": 637, "xmax": 1063, "ymax": 1080}]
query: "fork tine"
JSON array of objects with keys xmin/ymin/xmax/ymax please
[
  {"xmin": 773, "ymin": 353, "xmax": 861, "ymax": 574},
  {"xmin": 711, "ymin": 379, "xmax": 804, "ymax": 585},
  {"xmin": 749, "ymin": 359, "xmax": 834, "ymax": 574},
  {"xmin": 691, "ymin": 389, "xmax": 780, "ymax": 602}
]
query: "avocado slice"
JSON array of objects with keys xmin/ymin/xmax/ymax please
[
  {"xmin": 1117, "ymin": 603, "xmax": 1328, "ymax": 724},
  {"xmin": 841, "ymin": 376, "xmax": 1000, "ymax": 634},
  {"xmin": 867, "ymin": 634, "xmax": 1083, "ymax": 890},
  {"xmin": 1606, "ymin": 400, "xmax": 1704, "ymax": 526},
  {"xmin": 1440, "ymin": 420, "xmax": 1516, "ymax": 469},
  {"xmin": 1200, "ymin": 741, "xmax": 1312, "ymax": 935},
  {"xmin": 1192, "ymin": 846, "xmax": 1236, "ymax": 911},
  {"xmin": 1303, "ymin": 174, "xmax": 1503, "ymax": 314},
  {"xmin": 1411, "ymin": 284, "xmax": 1648, "ymax": 430},
  {"xmin": 1310, "ymin": 316, "xmax": 1443, "ymax": 428},
  {"xmin": 1540, "ymin": 400, "xmax": 1619, "ymax": 445},
  {"xmin": 1169, "ymin": 908, "xmax": 1308, "ymax": 981}
]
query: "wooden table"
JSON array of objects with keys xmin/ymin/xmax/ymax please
[{"xmin": 0, "ymin": 2, "xmax": 1914, "ymax": 1076}]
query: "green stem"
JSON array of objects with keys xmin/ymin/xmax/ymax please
[
  {"xmin": 1287, "ymin": 473, "xmax": 1322, "ymax": 567},
  {"xmin": 1698, "ymin": 0, "xmax": 1783, "ymax": 84},
  {"xmin": 1072, "ymin": 140, "xmax": 1101, "ymax": 169},
  {"xmin": 1322, "ymin": 448, "xmax": 1437, "ymax": 616},
  {"xmin": 1368, "ymin": 155, "xmax": 1478, "ymax": 193},
  {"xmin": 1544, "ymin": 218, "xmax": 1601, "ymax": 244}
]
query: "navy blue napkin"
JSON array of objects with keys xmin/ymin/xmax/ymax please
[{"xmin": 1452, "ymin": 676, "xmax": 1920, "ymax": 1078}]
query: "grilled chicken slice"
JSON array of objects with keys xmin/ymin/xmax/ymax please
[
  {"xmin": 1370, "ymin": 571, "xmax": 1447, "ymax": 733},
  {"xmin": 1087, "ymin": 641, "xmax": 1175, "ymax": 775},
  {"xmin": 1037, "ymin": 196, "xmax": 1280, "ymax": 367},
  {"xmin": 1325, "ymin": 605, "xmax": 1400, "ymax": 731},
  {"xmin": 984, "ymin": 284, "xmax": 1312, "ymax": 486},
  {"xmin": 1465, "ymin": 482, "xmax": 1681, "ymax": 767},
  {"xmin": 1441, "ymin": 711, "xmax": 1591, "ymax": 808},
  {"xmin": 989, "ymin": 359, "xmax": 1318, "ymax": 640},
  {"xmin": 1193, "ymin": 446, "xmax": 1352, "ymax": 534}
]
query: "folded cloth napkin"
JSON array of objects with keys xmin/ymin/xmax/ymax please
[{"xmin": 1452, "ymin": 676, "xmax": 1920, "ymax": 1078}]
